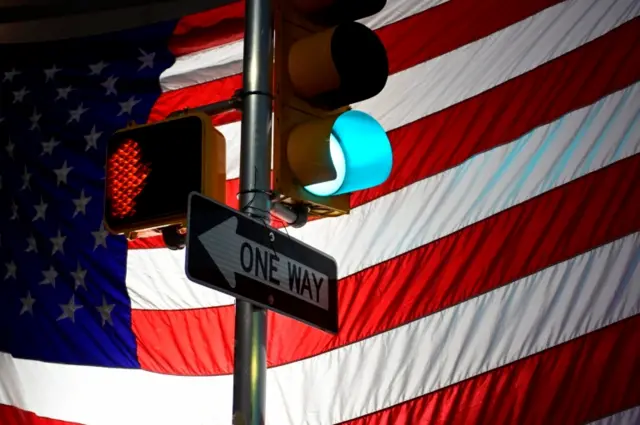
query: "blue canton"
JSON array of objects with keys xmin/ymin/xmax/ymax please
[{"xmin": 0, "ymin": 21, "xmax": 177, "ymax": 368}]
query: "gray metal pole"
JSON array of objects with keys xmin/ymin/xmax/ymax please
[{"xmin": 232, "ymin": 0, "xmax": 272, "ymax": 422}]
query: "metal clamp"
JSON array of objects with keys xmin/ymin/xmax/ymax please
[{"xmin": 168, "ymin": 89, "xmax": 244, "ymax": 118}]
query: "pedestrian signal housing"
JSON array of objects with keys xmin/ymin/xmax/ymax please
[{"xmin": 103, "ymin": 112, "xmax": 226, "ymax": 236}]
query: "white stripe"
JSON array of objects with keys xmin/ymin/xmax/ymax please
[
  {"xmin": 589, "ymin": 407, "xmax": 640, "ymax": 425},
  {"xmin": 126, "ymin": 81, "xmax": 640, "ymax": 310},
  {"xmin": 180, "ymin": 0, "xmax": 640, "ymax": 183},
  {"xmin": 126, "ymin": 243, "xmax": 235, "ymax": 309},
  {"xmin": 5, "ymin": 234, "xmax": 640, "ymax": 424},
  {"xmin": 158, "ymin": 0, "xmax": 448, "ymax": 92}
]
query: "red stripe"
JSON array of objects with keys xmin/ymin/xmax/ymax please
[
  {"xmin": 126, "ymin": 234, "xmax": 163, "ymax": 249},
  {"xmin": 132, "ymin": 153, "xmax": 640, "ymax": 375},
  {"xmin": 340, "ymin": 315, "xmax": 640, "ymax": 425},
  {"xmin": 0, "ymin": 405, "xmax": 81, "ymax": 425},
  {"xmin": 131, "ymin": 18, "xmax": 640, "ymax": 250},
  {"xmin": 168, "ymin": 1, "xmax": 245, "ymax": 57},
  {"xmin": 132, "ymin": 305, "xmax": 235, "ymax": 375},
  {"xmin": 151, "ymin": 0, "xmax": 564, "ymax": 120}
]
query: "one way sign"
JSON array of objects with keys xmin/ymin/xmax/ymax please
[{"xmin": 185, "ymin": 192, "xmax": 338, "ymax": 334}]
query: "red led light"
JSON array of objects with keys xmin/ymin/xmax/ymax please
[{"xmin": 106, "ymin": 138, "xmax": 151, "ymax": 218}]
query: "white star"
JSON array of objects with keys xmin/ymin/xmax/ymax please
[
  {"xmin": 54, "ymin": 160, "xmax": 73, "ymax": 186},
  {"xmin": 96, "ymin": 295, "xmax": 115, "ymax": 327},
  {"xmin": 3, "ymin": 68, "xmax": 20, "ymax": 82},
  {"xmin": 118, "ymin": 96, "xmax": 140, "ymax": 116},
  {"xmin": 29, "ymin": 108, "xmax": 42, "ymax": 130},
  {"xmin": 84, "ymin": 125, "xmax": 102, "ymax": 151},
  {"xmin": 5, "ymin": 138, "xmax": 15, "ymax": 159},
  {"xmin": 21, "ymin": 166, "xmax": 31, "ymax": 191},
  {"xmin": 73, "ymin": 189, "xmax": 92, "ymax": 217},
  {"xmin": 33, "ymin": 197, "xmax": 48, "ymax": 221},
  {"xmin": 10, "ymin": 201, "xmax": 19, "ymax": 220},
  {"xmin": 40, "ymin": 265, "xmax": 57, "ymax": 287},
  {"xmin": 20, "ymin": 291, "xmax": 36, "ymax": 316},
  {"xmin": 138, "ymin": 49, "xmax": 156, "ymax": 71},
  {"xmin": 25, "ymin": 234, "xmax": 38, "ymax": 253},
  {"xmin": 89, "ymin": 61, "xmax": 108, "ymax": 76},
  {"xmin": 92, "ymin": 222, "xmax": 109, "ymax": 250},
  {"xmin": 50, "ymin": 228, "xmax": 66, "ymax": 255},
  {"xmin": 44, "ymin": 64, "xmax": 61, "ymax": 81},
  {"xmin": 56, "ymin": 85, "xmax": 73, "ymax": 101},
  {"xmin": 57, "ymin": 295, "xmax": 83, "ymax": 323},
  {"xmin": 4, "ymin": 261, "xmax": 17, "ymax": 280},
  {"xmin": 12, "ymin": 87, "xmax": 29, "ymax": 103},
  {"xmin": 101, "ymin": 75, "xmax": 118, "ymax": 96},
  {"xmin": 41, "ymin": 137, "xmax": 60, "ymax": 156},
  {"xmin": 71, "ymin": 262, "xmax": 87, "ymax": 291},
  {"xmin": 68, "ymin": 103, "xmax": 89, "ymax": 123}
]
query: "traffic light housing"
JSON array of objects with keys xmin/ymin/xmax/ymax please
[
  {"xmin": 103, "ymin": 112, "xmax": 226, "ymax": 237},
  {"xmin": 273, "ymin": 0, "xmax": 393, "ymax": 217}
]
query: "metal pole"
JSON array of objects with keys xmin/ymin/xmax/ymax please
[{"xmin": 233, "ymin": 0, "xmax": 272, "ymax": 422}]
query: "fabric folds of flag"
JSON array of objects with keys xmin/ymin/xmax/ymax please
[{"xmin": 1, "ymin": 0, "xmax": 639, "ymax": 424}]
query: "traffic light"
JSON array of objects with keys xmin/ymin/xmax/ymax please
[
  {"xmin": 103, "ymin": 111, "xmax": 226, "ymax": 237},
  {"xmin": 273, "ymin": 0, "xmax": 393, "ymax": 217}
]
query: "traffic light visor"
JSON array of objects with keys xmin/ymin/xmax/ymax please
[
  {"xmin": 303, "ymin": 110, "xmax": 392, "ymax": 197},
  {"xmin": 104, "ymin": 116, "xmax": 204, "ymax": 234},
  {"xmin": 288, "ymin": 22, "xmax": 388, "ymax": 110}
]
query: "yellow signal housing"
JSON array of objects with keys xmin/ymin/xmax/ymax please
[
  {"xmin": 273, "ymin": 0, "xmax": 390, "ymax": 217},
  {"xmin": 103, "ymin": 111, "xmax": 226, "ymax": 236}
]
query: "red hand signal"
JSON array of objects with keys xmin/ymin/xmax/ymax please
[{"xmin": 106, "ymin": 139, "xmax": 151, "ymax": 219}]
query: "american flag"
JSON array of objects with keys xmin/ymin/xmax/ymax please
[{"xmin": 1, "ymin": 0, "xmax": 640, "ymax": 423}]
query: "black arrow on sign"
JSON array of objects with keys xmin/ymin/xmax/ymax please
[{"xmin": 197, "ymin": 216, "xmax": 330, "ymax": 310}]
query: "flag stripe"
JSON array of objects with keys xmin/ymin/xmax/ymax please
[
  {"xmin": 168, "ymin": 0, "xmax": 245, "ymax": 56},
  {"xmin": 0, "ymin": 405, "xmax": 80, "ymax": 425},
  {"xmin": 132, "ymin": 150, "xmax": 640, "ymax": 375},
  {"xmin": 126, "ymin": 82, "xmax": 640, "ymax": 311},
  {"xmin": 157, "ymin": 0, "xmax": 448, "ymax": 92},
  {"xmin": 589, "ymin": 406, "xmax": 640, "ymax": 425},
  {"xmin": 356, "ymin": 0, "xmax": 639, "ymax": 138},
  {"xmin": 262, "ymin": 234, "xmax": 640, "ymax": 425},
  {"xmin": 378, "ymin": 0, "xmax": 567, "ymax": 77},
  {"xmin": 4, "ymin": 233, "xmax": 638, "ymax": 424},
  {"xmin": 353, "ymin": 17, "xmax": 640, "ymax": 209},
  {"xmin": 339, "ymin": 315, "xmax": 640, "ymax": 425}
]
